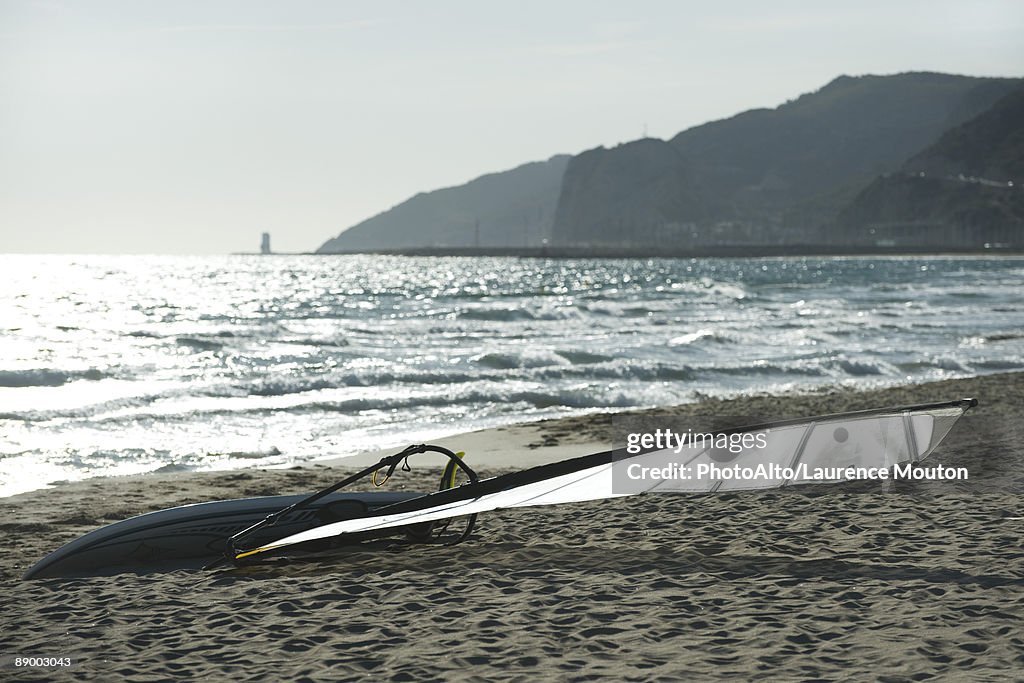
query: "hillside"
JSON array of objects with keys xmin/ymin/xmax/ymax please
[
  {"xmin": 838, "ymin": 88, "xmax": 1024, "ymax": 248},
  {"xmin": 317, "ymin": 155, "xmax": 570, "ymax": 253},
  {"xmin": 552, "ymin": 73, "xmax": 1021, "ymax": 247},
  {"xmin": 550, "ymin": 139, "xmax": 714, "ymax": 247},
  {"xmin": 901, "ymin": 87, "xmax": 1024, "ymax": 181}
]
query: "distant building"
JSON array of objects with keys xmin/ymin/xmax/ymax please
[{"xmin": 260, "ymin": 232, "xmax": 271, "ymax": 255}]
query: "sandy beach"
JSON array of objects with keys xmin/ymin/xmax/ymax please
[{"xmin": 3, "ymin": 372, "xmax": 1022, "ymax": 681}]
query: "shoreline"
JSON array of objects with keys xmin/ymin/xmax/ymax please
[
  {"xmin": 3, "ymin": 371, "xmax": 1021, "ymax": 680},
  {"xmin": 4, "ymin": 370, "xmax": 1022, "ymax": 502},
  {"xmin": 308, "ymin": 245, "xmax": 1024, "ymax": 258}
]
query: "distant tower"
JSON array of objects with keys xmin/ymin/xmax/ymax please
[{"xmin": 260, "ymin": 232, "xmax": 271, "ymax": 255}]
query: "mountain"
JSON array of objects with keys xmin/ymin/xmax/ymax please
[
  {"xmin": 317, "ymin": 155, "xmax": 570, "ymax": 253},
  {"xmin": 316, "ymin": 72, "xmax": 1022, "ymax": 255},
  {"xmin": 552, "ymin": 72, "xmax": 1021, "ymax": 247},
  {"xmin": 838, "ymin": 88, "xmax": 1024, "ymax": 247}
]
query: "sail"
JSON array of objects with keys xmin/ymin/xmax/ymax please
[{"xmin": 236, "ymin": 399, "xmax": 975, "ymax": 560}]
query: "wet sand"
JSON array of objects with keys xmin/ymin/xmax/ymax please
[{"xmin": 2, "ymin": 372, "xmax": 1022, "ymax": 681}]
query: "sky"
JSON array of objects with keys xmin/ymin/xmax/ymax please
[{"xmin": 1, "ymin": 0, "xmax": 1023, "ymax": 254}]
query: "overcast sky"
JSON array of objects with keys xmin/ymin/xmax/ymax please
[{"xmin": 2, "ymin": 0, "xmax": 1022, "ymax": 254}]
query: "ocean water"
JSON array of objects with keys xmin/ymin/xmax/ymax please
[{"xmin": 2, "ymin": 254, "xmax": 1022, "ymax": 497}]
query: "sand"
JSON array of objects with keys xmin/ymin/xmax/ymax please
[{"xmin": 2, "ymin": 373, "xmax": 1023, "ymax": 681}]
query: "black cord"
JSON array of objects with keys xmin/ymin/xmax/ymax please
[{"xmin": 213, "ymin": 444, "xmax": 478, "ymax": 567}]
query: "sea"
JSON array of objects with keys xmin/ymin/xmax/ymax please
[{"xmin": 2, "ymin": 254, "xmax": 1023, "ymax": 497}]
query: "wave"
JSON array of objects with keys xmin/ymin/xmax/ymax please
[
  {"xmin": 985, "ymin": 332, "xmax": 1024, "ymax": 343},
  {"xmin": 252, "ymin": 358, "xmax": 694, "ymax": 387},
  {"xmin": 458, "ymin": 307, "xmax": 536, "ymax": 321},
  {"xmin": 553, "ymin": 350, "xmax": 614, "ymax": 365},
  {"xmin": 702, "ymin": 362, "xmax": 826, "ymax": 378},
  {"xmin": 242, "ymin": 375, "xmax": 409, "ymax": 396},
  {"xmin": 473, "ymin": 351, "xmax": 567, "ymax": 370},
  {"xmin": 583, "ymin": 304, "xmax": 662, "ymax": 318},
  {"xmin": 35, "ymin": 380, "xmax": 654, "ymax": 427},
  {"xmin": 971, "ymin": 359, "xmax": 1024, "ymax": 370},
  {"xmin": 176, "ymin": 336, "xmax": 227, "ymax": 352},
  {"xmin": 277, "ymin": 336, "xmax": 350, "ymax": 348},
  {"xmin": 670, "ymin": 278, "xmax": 751, "ymax": 301},
  {"xmin": 826, "ymin": 357, "xmax": 888, "ymax": 377},
  {"xmin": 304, "ymin": 387, "xmax": 640, "ymax": 413},
  {"xmin": 1, "ymin": 387, "xmax": 180, "ymax": 422},
  {"xmin": 667, "ymin": 329, "xmax": 732, "ymax": 347},
  {"xmin": 204, "ymin": 446, "xmax": 283, "ymax": 459},
  {"xmin": 0, "ymin": 368, "xmax": 108, "ymax": 388},
  {"xmin": 531, "ymin": 361, "xmax": 694, "ymax": 382},
  {"xmin": 218, "ymin": 356, "xmax": 689, "ymax": 397},
  {"xmin": 690, "ymin": 353, "xmax": 895, "ymax": 379}
]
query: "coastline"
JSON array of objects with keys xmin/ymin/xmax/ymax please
[
  {"xmin": 308, "ymin": 245, "xmax": 1024, "ymax": 258},
  {"xmin": 3, "ymin": 371, "xmax": 1022, "ymax": 680}
]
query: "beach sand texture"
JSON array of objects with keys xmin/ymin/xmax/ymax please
[{"xmin": 2, "ymin": 372, "xmax": 1022, "ymax": 681}]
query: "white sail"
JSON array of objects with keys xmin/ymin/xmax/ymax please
[{"xmin": 237, "ymin": 400, "xmax": 973, "ymax": 560}]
